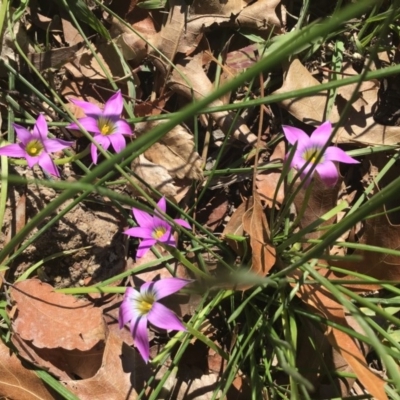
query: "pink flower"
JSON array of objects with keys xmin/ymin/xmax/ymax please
[
  {"xmin": 67, "ymin": 90, "xmax": 133, "ymax": 164},
  {"xmin": 282, "ymin": 121, "xmax": 359, "ymax": 187},
  {"xmin": 124, "ymin": 197, "xmax": 191, "ymax": 258},
  {"xmin": 0, "ymin": 115, "xmax": 73, "ymax": 177},
  {"xmin": 119, "ymin": 278, "xmax": 190, "ymax": 362}
]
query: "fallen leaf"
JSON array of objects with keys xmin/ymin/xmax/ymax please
[
  {"xmin": 256, "ymin": 140, "xmax": 285, "ymax": 207},
  {"xmin": 10, "ymin": 279, "xmax": 106, "ymax": 379},
  {"xmin": 63, "ymin": 331, "xmax": 152, "ymax": 399},
  {"xmin": 130, "ymin": 153, "xmax": 178, "ymax": 198},
  {"xmin": 169, "ymin": 53, "xmax": 259, "ymax": 146},
  {"xmin": 222, "ymin": 200, "xmax": 248, "ymax": 257},
  {"xmin": 293, "ymin": 267, "xmax": 388, "ymax": 400},
  {"xmin": 135, "ymin": 121, "xmax": 203, "ymax": 180},
  {"xmin": 0, "ymin": 339, "xmax": 56, "ymax": 399},
  {"xmin": 274, "ymin": 58, "xmax": 400, "ymax": 145},
  {"xmin": 242, "ymin": 193, "xmax": 276, "ymax": 285}
]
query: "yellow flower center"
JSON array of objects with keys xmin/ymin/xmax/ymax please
[
  {"xmin": 98, "ymin": 118, "xmax": 114, "ymax": 136},
  {"xmin": 26, "ymin": 140, "xmax": 44, "ymax": 157},
  {"xmin": 139, "ymin": 300, "xmax": 153, "ymax": 313},
  {"xmin": 153, "ymin": 226, "xmax": 167, "ymax": 239},
  {"xmin": 303, "ymin": 148, "xmax": 323, "ymax": 164},
  {"xmin": 136, "ymin": 292, "xmax": 155, "ymax": 315}
]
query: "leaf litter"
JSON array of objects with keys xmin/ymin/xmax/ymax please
[{"xmin": 1, "ymin": 0, "xmax": 400, "ymax": 399}]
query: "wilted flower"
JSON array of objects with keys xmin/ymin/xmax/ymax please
[
  {"xmin": 0, "ymin": 115, "xmax": 73, "ymax": 177},
  {"xmin": 124, "ymin": 197, "xmax": 191, "ymax": 258},
  {"xmin": 119, "ymin": 278, "xmax": 190, "ymax": 362},
  {"xmin": 282, "ymin": 121, "xmax": 359, "ymax": 187},
  {"xmin": 67, "ymin": 90, "xmax": 133, "ymax": 164}
]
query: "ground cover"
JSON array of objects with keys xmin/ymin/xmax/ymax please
[{"xmin": 1, "ymin": 0, "xmax": 400, "ymax": 399}]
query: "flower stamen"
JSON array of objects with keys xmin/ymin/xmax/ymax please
[
  {"xmin": 26, "ymin": 140, "xmax": 44, "ymax": 157},
  {"xmin": 153, "ymin": 226, "xmax": 167, "ymax": 239},
  {"xmin": 98, "ymin": 118, "xmax": 114, "ymax": 136}
]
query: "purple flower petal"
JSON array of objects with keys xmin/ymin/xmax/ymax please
[
  {"xmin": 315, "ymin": 161, "xmax": 339, "ymax": 187},
  {"xmin": 104, "ymin": 91, "xmax": 123, "ymax": 117},
  {"xmin": 69, "ymin": 117, "xmax": 101, "ymax": 134},
  {"xmin": 119, "ymin": 288, "xmax": 138, "ymax": 328},
  {"xmin": 324, "ymin": 146, "xmax": 359, "ymax": 164},
  {"xmin": 173, "ymin": 218, "xmax": 191, "ymax": 230},
  {"xmin": 25, "ymin": 154, "xmax": 39, "ymax": 168},
  {"xmin": 153, "ymin": 216, "xmax": 171, "ymax": 231},
  {"xmin": 38, "ymin": 153, "xmax": 59, "ymax": 177},
  {"xmin": 90, "ymin": 135, "xmax": 111, "ymax": 164},
  {"xmin": 148, "ymin": 302, "xmax": 186, "ymax": 331},
  {"xmin": 114, "ymin": 120, "xmax": 133, "ymax": 136},
  {"xmin": 158, "ymin": 230, "xmax": 176, "ymax": 248},
  {"xmin": 130, "ymin": 315, "xmax": 150, "ymax": 363},
  {"xmin": 136, "ymin": 238, "xmax": 156, "ymax": 258},
  {"xmin": 133, "ymin": 208, "xmax": 153, "ymax": 229},
  {"xmin": 90, "ymin": 143, "xmax": 99, "ymax": 164},
  {"xmin": 42, "ymin": 138, "xmax": 73, "ymax": 153},
  {"xmin": 124, "ymin": 226, "xmax": 154, "ymax": 239},
  {"xmin": 156, "ymin": 197, "xmax": 167, "ymax": 214},
  {"xmin": 282, "ymin": 125, "xmax": 309, "ymax": 145},
  {"xmin": 70, "ymin": 98, "xmax": 102, "ymax": 116},
  {"xmin": 108, "ymin": 132, "xmax": 126, "ymax": 154},
  {"xmin": 32, "ymin": 115, "xmax": 48, "ymax": 140},
  {"xmin": 0, "ymin": 143, "xmax": 27, "ymax": 158},
  {"xmin": 152, "ymin": 278, "xmax": 190, "ymax": 300},
  {"xmin": 309, "ymin": 121, "xmax": 333, "ymax": 148},
  {"xmin": 13, "ymin": 124, "xmax": 33, "ymax": 146}
]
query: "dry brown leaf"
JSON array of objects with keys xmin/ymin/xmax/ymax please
[
  {"xmin": 222, "ymin": 201, "xmax": 248, "ymax": 256},
  {"xmin": 11, "ymin": 279, "xmax": 106, "ymax": 351},
  {"xmin": 10, "ymin": 279, "xmax": 106, "ymax": 379},
  {"xmin": 169, "ymin": 53, "xmax": 259, "ymax": 146},
  {"xmin": 292, "ymin": 173, "xmax": 342, "ymax": 241},
  {"xmin": 0, "ymin": 339, "xmax": 56, "ymax": 400},
  {"xmin": 135, "ymin": 121, "xmax": 203, "ymax": 180},
  {"xmin": 63, "ymin": 331, "xmax": 152, "ymax": 400},
  {"xmin": 130, "ymin": 153, "xmax": 178, "ymax": 198},
  {"xmin": 294, "ymin": 268, "xmax": 388, "ymax": 400},
  {"xmin": 274, "ymin": 58, "xmax": 400, "ymax": 145},
  {"xmin": 256, "ymin": 140, "xmax": 285, "ymax": 207},
  {"xmin": 242, "ymin": 193, "xmax": 276, "ymax": 284},
  {"xmin": 65, "ymin": 40, "xmax": 124, "ymax": 80}
]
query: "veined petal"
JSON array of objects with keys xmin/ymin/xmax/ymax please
[
  {"xmin": 130, "ymin": 315, "xmax": 150, "ymax": 363},
  {"xmin": 133, "ymin": 208, "xmax": 154, "ymax": 229},
  {"xmin": 104, "ymin": 90, "xmax": 123, "ymax": 117},
  {"xmin": 315, "ymin": 161, "xmax": 339, "ymax": 187},
  {"xmin": 136, "ymin": 238, "xmax": 156, "ymax": 258},
  {"xmin": 42, "ymin": 138, "xmax": 73, "ymax": 153},
  {"xmin": 152, "ymin": 216, "xmax": 171, "ymax": 231},
  {"xmin": 148, "ymin": 302, "xmax": 186, "ymax": 331},
  {"xmin": 13, "ymin": 124, "xmax": 33, "ymax": 146},
  {"xmin": 38, "ymin": 153, "xmax": 59, "ymax": 177},
  {"xmin": 309, "ymin": 121, "xmax": 333, "ymax": 148},
  {"xmin": 108, "ymin": 133, "xmax": 126, "ymax": 154},
  {"xmin": 0, "ymin": 143, "xmax": 27, "ymax": 158},
  {"xmin": 32, "ymin": 115, "xmax": 49, "ymax": 140},
  {"xmin": 282, "ymin": 125, "xmax": 309, "ymax": 145},
  {"xmin": 124, "ymin": 226, "xmax": 154, "ymax": 239},
  {"xmin": 324, "ymin": 146, "xmax": 359, "ymax": 164},
  {"xmin": 115, "ymin": 119, "xmax": 133, "ymax": 136},
  {"xmin": 173, "ymin": 218, "xmax": 191, "ymax": 230},
  {"xmin": 152, "ymin": 278, "xmax": 191, "ymax": 300},
  {"xmin": 70, "ymin": 98, "xmax": 102, "ymax": 116},
  {"xmin": 119, "ymin": 288, "xmax": 138, "ymax": 328},
  {"xmin": 69, "ymin": 117, "xmax": 101, "ymax": 134}
]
